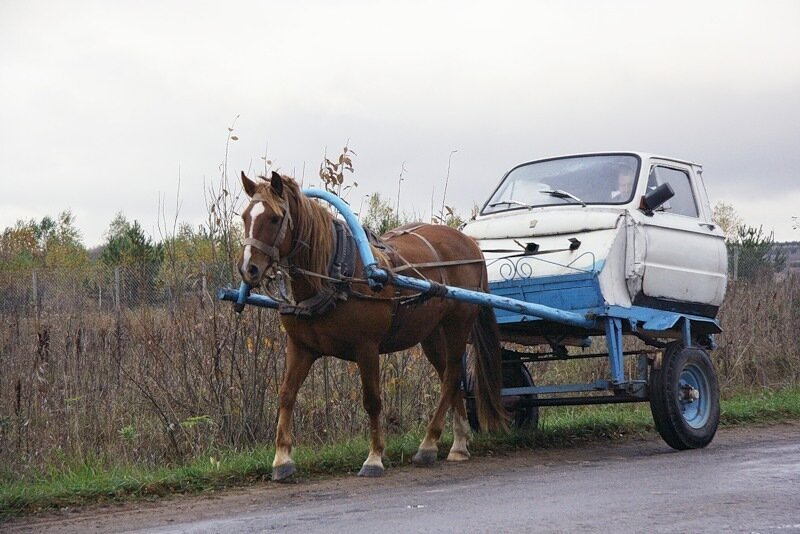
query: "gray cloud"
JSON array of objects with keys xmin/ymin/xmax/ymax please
[{"xmin": 1, "ymin": 0, "xmax": 798, "ymax": 244}]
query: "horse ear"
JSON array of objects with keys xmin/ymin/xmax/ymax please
[
  {"xmin": 270, "ymin": 171, "xmax": 284, "ymax": 198},
  {"xmin": 241, "ymin": 171, "xmax": 258, "ymax": 197}
]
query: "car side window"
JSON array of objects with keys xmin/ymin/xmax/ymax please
[{"xmin": 648, "ymin": 166, "xmax": 698, "ymax": 217}]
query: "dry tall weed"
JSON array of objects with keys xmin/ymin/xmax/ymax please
[{"xmin": 2, "ymin": 274, "xmax": 797, "ymax": 478}]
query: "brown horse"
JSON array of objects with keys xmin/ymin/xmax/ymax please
[{"xmin": 238, "ymin": 171, "xmax": 506, "ymax": 481}]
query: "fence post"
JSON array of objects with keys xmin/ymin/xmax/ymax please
[
  {"xmin": 32, "ymin": 270, "xmax": 38, "ymax": 316},
  {"xmin": 114, "ymin": 266, "xmax": 121, "ymax": 312},
  {"xmin": 733, "ymin": 245, "xmax": 740, "ymax": 282},
  {"xmin": 201, "ymin": 262, "xmax": 207, "ymax": 295},
  {"xmin": 114, "ymin": 266, "xmax": 122, "ymax": 384}
]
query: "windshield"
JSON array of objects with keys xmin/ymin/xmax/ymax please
[{"xmin": 482, "ymin": 154, "xmax": 641, "ymax": 214}]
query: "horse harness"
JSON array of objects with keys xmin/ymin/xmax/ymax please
[
  {"xmin": 278, "ymin": 221, "xmax": 482, "ymax": 339},
  {"xmin": 278, "ymin": 218, "xmax": 358, "ymax": 318},
  {"xmin": 243, "ymin": 193, "xmax": 296, "ymax": 264}
]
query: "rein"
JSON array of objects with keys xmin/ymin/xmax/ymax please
[
  {"xmin": 390, "ymin": 257, "xmax": 487, "ymax": 273},
  {"xmin": 289, "ymin": 257, "xmax": 488, "ymax": 286}
]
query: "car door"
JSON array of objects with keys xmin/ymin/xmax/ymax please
[{"xmin": 636, "ymin": 162, "xmax": 727, "ymax": 314}]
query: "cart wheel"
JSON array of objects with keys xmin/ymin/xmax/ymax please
[
  {"xmin": 464, "ymin": 359, "xmax": 539, "ymax": 432},
  {"xmin": 649, "ymin": 342, "xmax": 720, "ymax": 450}
]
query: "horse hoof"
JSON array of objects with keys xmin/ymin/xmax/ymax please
[
  {"xmin": 358, "ymin": 464, "xmax": 384, "ymax": 477},
  {"xmin": 412, "ymin": 449, "xmax": 438, "ymax": 467},
  {"xmin": 447, "ymin": 449, "xmax": 470, "ymax": 462},
  {"xmin": 272, "ymin": 462, "xmax": 296, "ymax": 482}
]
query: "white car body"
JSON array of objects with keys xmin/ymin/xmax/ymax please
[{"xmin": 461, "ymin": 152, "xmax": 727, "ymax": 319}]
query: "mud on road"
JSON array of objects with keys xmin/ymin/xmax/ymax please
[{"xmin": 6, "ymin": 421, "xmax": 800, "ymax": 533}]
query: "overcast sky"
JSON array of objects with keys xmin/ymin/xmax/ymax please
[{"xmin": 1, "ymin": 0, "xmax": 799, "ymax": 246}]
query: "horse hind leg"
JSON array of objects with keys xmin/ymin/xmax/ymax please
[
  {"xmin": 412, "ymin": 329, "xmax": 446, "ymax": 466},
  {"xmin": 414, "ymin": 324, "xmax": 470, "ymax": 466},
  {"xmin": 447, "ymin": 389, "xmax": 471, "ymax": 462}
]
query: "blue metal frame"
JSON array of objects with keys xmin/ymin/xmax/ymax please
[
  {"xmin": 503, "ymin": 381, "xmax": 609, "ymax": 396},
  {"xmin": 218, "ymin": 186, "xmax": 722, "ymax": 403},
  {"xmin": 605, "ymin": 318, "xmax": 624, "ymax": 385}
]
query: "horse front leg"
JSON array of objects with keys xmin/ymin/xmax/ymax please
[
  {"xmin": 355, "ymin": 346, "xmax": 385, "ymax": 477},
  {"xmin": 272, "ymin": 338, "xmax": 316, "ymax": 482}
]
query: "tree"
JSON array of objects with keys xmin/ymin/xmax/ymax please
[
  {"xmin": 100, "ymin": 214, "xmax": 164, "ymax": 305},
  {"xmin": 0, "ymin": 210, "xmax": 87, "ymax": 270},
  {"xmin": 712, "ymin": 201, "xmax": 742, "ymax": 242},
  {"xmin": 157, "ymin": 223, "xmax": 218, "ymax": 298},
  {"xmin": 433, "ymin": 205, "xmax": 465, "ymax": 229},
  {"xmin": 731, "ymin": 224, "xmax": 785, "ymax": 281},
  {"xmin": 0, "ymin": 223, "xmax": 38, "ymax": 270},
  {"xmin": 100, "ymin": 214, "xmax": 163, "ymax": 267},
  {"xmin": 42, "ymin": 211, "xmax": 88, "ymax": 269},
  {"xmin": 362, "ymin": 193, "xmax": 402, "ymax": 235}
]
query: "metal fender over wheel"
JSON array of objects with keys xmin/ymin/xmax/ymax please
[
  {"xmin": 464, "ymin": 355, "xmax": 539, "ymax": 432},
  {"xmin": 649, "ymin": 342, "xmax": 720, "ymax": 450}
]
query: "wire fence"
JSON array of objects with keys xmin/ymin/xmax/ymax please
[
  {"xmin": 1, "ymin": 262, "xmax": 235, "ymax": 316},
  {"xmin": 729, "ymin": 242, "xmax": 800, "ymax": 282},
  {"xmin": 4, "ymin": 243, "xmax": 797, "ymax": 318}
]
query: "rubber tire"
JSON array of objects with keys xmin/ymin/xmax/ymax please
[
  {"xmin": 649, "ymin": 342, "xmax": 720, "ymax": 450},
  {"xmin": 465, "ymin": 361, "xmax": 539, "ymax": 432}
]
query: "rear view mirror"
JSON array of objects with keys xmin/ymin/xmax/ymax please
[{"xmin": 640, "ymin": 182, "xmax": 675, "ymax": 214}]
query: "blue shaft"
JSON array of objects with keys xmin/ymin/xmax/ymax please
[
  {"xmin": 390, "ymin": 272, "xmax": 595, "ymax": 329},
  {"xmin": 218, "ymin": 274, "xmax": 594, "ymax": 329},
  {"xmin": 302, "ymin": 188, "xmax": 386, "ymax": 287},
  {"xmin": 218, "ymin": 285, "xmax": 279, "ymax": 309}
]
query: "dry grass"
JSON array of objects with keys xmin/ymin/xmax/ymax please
[
  {"xmin": 715, "ymin": 275, "xmax": 800, "ymax": 388},
  {"xmin": 1, "ymin": 274, "xmax": 798, "ymax": 481},
  {"xmin": 0, "ymin": 285, "xmax": 441, "ymax": 480}
]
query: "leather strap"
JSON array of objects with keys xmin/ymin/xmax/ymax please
[
  {"xmin": 405, "ymin": 230, "xmax": 449, "ymax": 285},
  {"xmin": 244, "ymin": 196, "xmax": 293, "ymax": 263}
]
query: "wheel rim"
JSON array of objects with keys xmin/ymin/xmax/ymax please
[
  {"xmin": 502, "ymin": 362, "xmax": 536, "ymax": 429},
  {"xmin": 677, "ymin": 363, "xmax": 711, "ymax": 429}
]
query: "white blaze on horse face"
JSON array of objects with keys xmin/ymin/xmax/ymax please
[{"xmin": 242, "ymin": 202, "xmax": 266, "ymax": 268}]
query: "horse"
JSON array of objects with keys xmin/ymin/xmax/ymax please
[{"xmin": 237, "ymin": 171, "xmax": 507, "ymax": 481}]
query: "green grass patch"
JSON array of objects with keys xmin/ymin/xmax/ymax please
[
  {"xmin": 3, "ymin": 388, "xmax": 799, "ymax": 520},
  {"xmin": 720, "ymin": 387, "xmax": 800, "ymax": 423}
]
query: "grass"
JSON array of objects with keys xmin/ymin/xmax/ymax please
[{"xmin": 2, "ymin": 387, "xmax": 799, "ymax": 520}]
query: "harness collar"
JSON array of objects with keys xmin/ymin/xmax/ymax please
[{"xmin": 278, "ymin": 218, "xmax": 357, "ymax": 318}]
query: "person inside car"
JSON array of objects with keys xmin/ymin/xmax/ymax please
[{"xmin": 610, "ymin": 164, "xmax": 636, "ymax": 201}]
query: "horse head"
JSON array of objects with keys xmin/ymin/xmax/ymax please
[{"xmin": 238, "ymin": 171, "xmax": 295, "ymax": 286}]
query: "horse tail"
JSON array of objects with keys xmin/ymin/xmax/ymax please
[{"xmin": 470, "ymin": 305, "xmax": 509, "ymax": 433}]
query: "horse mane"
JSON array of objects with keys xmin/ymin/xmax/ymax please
[
  {"xmin": 254, "ymin": 174, "xmax": 390, "ymax": 292},
  {"xmin": 253, "ymin": 175, "xmax": 333, "ymax": 293}
]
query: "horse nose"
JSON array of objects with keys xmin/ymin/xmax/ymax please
[{"xmin": 247, "ymin": 264, "xmax": 259, "ymax": 278}]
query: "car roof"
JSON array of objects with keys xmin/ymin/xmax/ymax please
[{"xmin": 522, "ymin": 151, "xmax": 702, "ymax": 169}]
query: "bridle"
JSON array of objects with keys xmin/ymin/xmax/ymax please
[{"xmin": 242, "ymin": 193, "xmax": 295, "ymax": 265}]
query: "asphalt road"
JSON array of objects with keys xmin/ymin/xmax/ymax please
[{"xmin": 8, "ymin": 422, "xmax": 800, "ymax": 533}]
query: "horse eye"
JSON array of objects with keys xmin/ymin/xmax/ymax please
[{"xmin": 271, "ymin": 216, "xmax": 280, "ymax": 224}]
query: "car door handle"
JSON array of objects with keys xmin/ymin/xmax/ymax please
[{"xmin": 698, "ymin": 222, "xmax": 716, "ymax": 231}]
